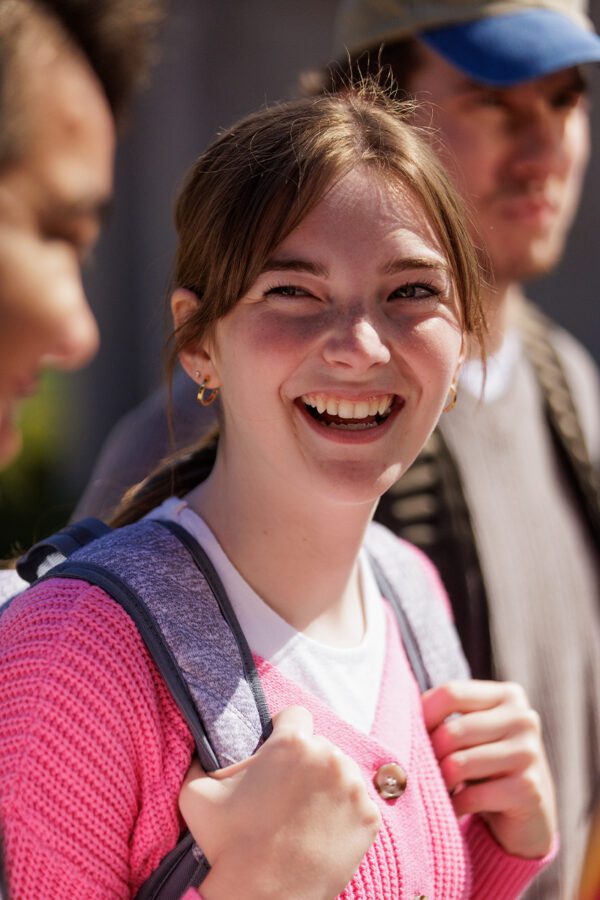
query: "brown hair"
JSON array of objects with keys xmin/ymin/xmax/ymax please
[
  {"xmin": 0, "ymin": 0, "xmax": 164, "ymax": 165},
  {"xmin": 299, "ymin": 40, "xmax": 426, "ymax": 99},
  {"xmin": 113, "ymin": 80, "xmax": 484, "ymax": 526}
]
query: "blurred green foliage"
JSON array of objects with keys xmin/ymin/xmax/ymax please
[{"xmin": 0, "ymin": 373, "xmax": 75, "ymax": 559}]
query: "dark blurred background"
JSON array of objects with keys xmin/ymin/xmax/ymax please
[{"xmin": 2, "ymin": 0, "xmax": 599, "ymax": 554}]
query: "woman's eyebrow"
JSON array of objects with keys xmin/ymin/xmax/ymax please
[
  {"xmin": 381, "ymin": 257, "xmax": 449, "ymax": 275},
  {"xmin": 261, "ymin": 257, "xmax": 329, "ymax": 277}
]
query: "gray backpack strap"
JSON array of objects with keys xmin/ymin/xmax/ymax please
[
  {"xmin": 516, "ymin": 300, "xmax": 600, "ymax": 557},
  {"xmin": 364, "ymin": 521, "xmax": 470, "ymax": 688},
  {"xmin": 42, "ymin": 518, "xmax": 271, "ymax": 898}
]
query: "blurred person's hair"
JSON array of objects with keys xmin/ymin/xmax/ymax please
[
  {"xmin": 111, "ymin": 78, "xmax": 485, "ymax": 527},
  {"xmin": 298, "ymin": 40, "xmax": 425, "ymax": 99},
  {"xmin": 0, "ymin": 0, "xmax": 165, "ymax": 166}
]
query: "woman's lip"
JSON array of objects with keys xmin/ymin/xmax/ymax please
[{"xmin": 294, "ymin": 396, "xmax": 405, "ymax": 444}]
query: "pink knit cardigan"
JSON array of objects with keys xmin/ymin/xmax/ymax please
[{"xmin": 0, "ymin": 578, "xmax": 553, "ymax": 898}]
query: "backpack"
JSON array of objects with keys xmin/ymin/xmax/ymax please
[{"xmin": 15, "ymin": 515, "xmax": 469, "ymax": 899}]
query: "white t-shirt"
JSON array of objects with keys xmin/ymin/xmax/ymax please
[
  {"xmin": 460, "ymin": 328, "xmax": 521, "ymax": 403},
  {"xmin": 148, "ymin": 497, "xmax": 387, "ymax": 733}
]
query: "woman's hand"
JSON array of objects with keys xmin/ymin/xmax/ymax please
[
  {"xmin": 179, "ymin": 705, "xmax": 381, "ymax": 900},
  {"xmin": 422, "ymin": 680, "xmax": 557, "ymax": 860}
]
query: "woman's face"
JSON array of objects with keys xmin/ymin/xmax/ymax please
[{"xmin": 179, "ymin": 167, "xmax": 464, "ymax": 508}]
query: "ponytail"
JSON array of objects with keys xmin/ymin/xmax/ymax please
[{"xmin": 110, "ymin": 427, "xmax": 219, "ymax": 527}]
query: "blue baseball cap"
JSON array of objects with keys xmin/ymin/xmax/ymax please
[
  {"xmin": 422, "ymin": 8, "xmax": 600, "ymax": 86},
  {"xmin": 334, "ymin": 1, "xmax": 600, "ymax": 86}
]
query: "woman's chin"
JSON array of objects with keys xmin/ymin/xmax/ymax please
[{"xmin": 308, "ymin": 459, "xmax": 406, "ymax": 508}]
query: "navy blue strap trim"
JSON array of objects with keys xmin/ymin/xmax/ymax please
[
  {"xmin": 17, "ymin": 518, "xmax": 112, "ymax": 583},
  {"xmin": 156, "ymin": 518, "xmax": 274, "ymax": 744},
  {"xmin": 42, "ymin": 561, "xmax": 220, "ymax": 773},
  {"xmin": 366, "ymin": 550, "xmax": 431, "ymax": 693}
]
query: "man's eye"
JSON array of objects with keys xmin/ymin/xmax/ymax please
[
  {"xmin": 551, "ymin": 89, "xmax": 585, "ymax": 110},
  {"xmin": 389, "ymin": 283, "xmax": 439, "ymax": 300}
]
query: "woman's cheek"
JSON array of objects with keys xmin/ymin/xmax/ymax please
[{"xmin": 237, "ymin": 308, "xmax": 330, "ymax": 355}]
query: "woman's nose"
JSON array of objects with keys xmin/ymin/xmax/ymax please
[{"xmin": 322, "ymin": 317, "xmax": 391, "ymax": 371}]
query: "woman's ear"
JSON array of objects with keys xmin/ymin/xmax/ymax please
[
  {"xmin": 171, "ymin": 288, "xmax": 219, "ymax": 388},
  {"xmin": 453, "ymin": 338, "xmax": 466, "ymax": 382}
]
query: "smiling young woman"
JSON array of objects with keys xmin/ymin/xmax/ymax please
[{"xmin": 0, "ymin": 83, "xmax": 557, "ymax": 899}]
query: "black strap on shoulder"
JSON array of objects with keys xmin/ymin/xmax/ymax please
[
  {"xmin": 135, "ymin": 832, "xmax": 209, "ymax": 900},
  {"xmin": 374, "ymin": 430, "xmax": 494, "ymax": 680},
  {"xmin": 366, "ymin": 550, "xmax": 431, "ymax": 693},
  {"xmin": 517, "ymin": 301, "xmax": 600, "ymax": 557},
  {"xmin": 16, "ymin": 517, "xmax": 112, "ymax": 583}
]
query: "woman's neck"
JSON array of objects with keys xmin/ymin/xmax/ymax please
[{"xmin": 185, "ymin": 452, "xmax": 375, "ymax": 647}]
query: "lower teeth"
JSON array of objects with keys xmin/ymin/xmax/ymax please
[{"xmin": 327, "ymin": 421, "xmax": 377, "ymax": 430}]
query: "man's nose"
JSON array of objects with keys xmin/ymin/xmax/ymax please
[{"xmin": 509, "ymin": 105, "xmax": 567, "ymax": 180}]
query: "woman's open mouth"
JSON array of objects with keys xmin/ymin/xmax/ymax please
[{"xmin": 298, "ymin": 393, "xmax": 401, "ymax": 431}]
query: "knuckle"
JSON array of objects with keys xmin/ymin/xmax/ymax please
[
  {"xmin": 432, "ymin": 720, "xmax": 458, "ymax": 757},
  {"xmin": 504, "ymin": 681, "xmax": 529, "ymax": 707},
  {"xmin": 442, "ymin": 680, "xmax": 461, "ymax": 701},
  {"xmin": 275, "ymin": 729, "xmax": 313, "ymax": 760},
  {"xmin": 524, "ymin": 707, "xmax": 542, "ymax": 735},
  {"xmin": 366, "ymin": 802, "xmax": 382, "ymax": 835},
  {"xmin": 520, "ymin": 767, "xmax": 544, "ymax": 804},
  {"xmin": 442, "ymin": 751, "xmax": 466, "ymax": 783}
]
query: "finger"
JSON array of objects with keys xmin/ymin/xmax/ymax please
[
  {"xmin": 422, "ymin": 680, "xmax": 528, "ymax": 731},
  {"xmin": 429, "ymin": 705, "xmax": 525, "ymax": 759},
  {"xmin": 451, "ymin": 773, "xmax": 539, "ymax": 818},
  {"xmin": 272, "ymin": 705, "xmax": 314, "ymax": 738},
  {"xmin": 207, "ymin": 706, "xmax": 314, "ymax": 782},
  {"xmin": 439, "ymin": 739, "xmax": 537, "ymax": 793},
  {"xmin": 182, "ymin": 758, "xmax": 208, "ymax": 788}
]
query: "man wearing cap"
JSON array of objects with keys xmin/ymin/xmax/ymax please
[{"xmin": 323, "ymin": 2, "xmax": 599, "ymax": 898}]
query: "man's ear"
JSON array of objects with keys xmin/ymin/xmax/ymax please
[{"xmin": 171, "ymin": 288, "xmax": 219, "ymax": 387}]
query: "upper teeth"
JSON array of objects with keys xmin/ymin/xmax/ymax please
[{"xmin": 301, "ymin": 394, "xmax": 393, "ymax": 419}]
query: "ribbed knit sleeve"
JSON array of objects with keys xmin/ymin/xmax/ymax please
[
  {"xmin": 0, "ymin": 578, "xmax": 195, "ymax": 898},
  {"xmin": 462, "ymin": 815, "xmax": 557, "ymax": 899}
]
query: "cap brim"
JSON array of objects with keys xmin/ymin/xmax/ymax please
[{"xmin": 421, "ymin": 9, "xmax": 600, "ymax": 86}]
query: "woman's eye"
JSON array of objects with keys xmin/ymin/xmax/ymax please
[
  {"xmin": 264, "ymin": 284, "xmax": 311, "ymax": 299},
  {"xmin": 389, "ymin": 283, "xmax": 439, "ymax": 301}
]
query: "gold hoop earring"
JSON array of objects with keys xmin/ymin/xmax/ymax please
[
  {"xmin": 443, "ymin": 383, "xmax": 458, "ymax": 413},
  {"xmin": 196, "ymin": 375, "xmax": 220, "ymax": 406}
]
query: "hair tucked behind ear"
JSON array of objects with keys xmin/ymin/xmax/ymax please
[{"xmin": 111, "ymin": 78, "xmax": 485, "ymax": 527}]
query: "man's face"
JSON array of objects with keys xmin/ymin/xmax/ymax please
[
  {"xmin": 408, "ymin": 44, "xmax": 591, "ymax": 290},
  {"xmin": 0, "ymin": 37, "xmax": 115, "ymax": 465}
]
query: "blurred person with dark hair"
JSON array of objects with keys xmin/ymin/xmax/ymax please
[
  {"xmin": 0, "ymin": 0, "xmax": 163, "ymax": 470},
  {"xmin": 0, "ymin": 0, "xmax": 163, "ymax": 593},
  {"xmin": 0, "ymin": 4, "xmax": 163, "ymax": 894}
]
